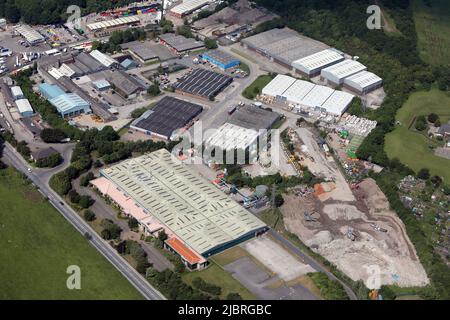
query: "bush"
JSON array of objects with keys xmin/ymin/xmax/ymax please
[
  {"xmin": 80, "ymin": 172, "xmax": 95, "ymax": 187},
  {"xmin": 101, "ymin": 229, "xmax": 111, "ymax": 240},
  {"xmin": 417, "ymin": 168, "xmax": 430, "ymax": 180},
  {"xmin": 415, "ymin": 116, "xmax": 427, "ymax": 131},
  {"xmin": 226, "ymin": 293, "xmax": 242, "ymax": 300},
  {"xmin": 68, "ymin": 189, "xmax": 81, "ymax": 204},
  {"xmin": 128, "ymin": 217, "xmax": 139, "ymax": 229},
  {"xmin": 204, "ymin": 37, "xmax": 217, "ymax": 49},
  {"xmin": 274, "ymin": 194, "xmax": 285, "ymax": 207},
  {"xmin": 35, "ymin": 152, "xmax": 62, "ymax": 168},
  {"xmin": 83, "ymin": 209, "xmax": 96, "ymax": 221},
  {"xmin": 192, "ymin": 277, "xmax": 222, "ymax": 296},
  {"xmin": 49, "ymin": 172, "xmax": 72, "ymax": 195},
  {"xmin": 427, "ymin": 113, "xmax": 439, "ymax": 123}
]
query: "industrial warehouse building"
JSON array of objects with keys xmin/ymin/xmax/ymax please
[
  {"xmin": 343, "ymin": 71, "xmax": 383, "ymax": 94},
  {"xmin": 15, "ymin": 25, "xmax": 45, "ymax": 45},
  {"xmin": 205, "ymin": 105, "xmax": 280, "ymax": 154},
  {"xmin": 10, "ymin": 86, "xmax": 24, "ymax": 100},
  {"xmin": 106, "ymin": 70, "xmax": 145, "ymax": 99},
  {"xmin": 262, "ymin": 74, "xmax": 354, "ymax": 116},
  {"xmin": 241, "ymin": 28, "xmax": 329, "ymax": 69},
  {"xmin": 159, "ymin": 33, "xmax": 205, "ymax": 54},
  {"xmin": 39, "ymin": 83, "xmax": 91, "ymax": 117},
  {"xmin": 321, "ymin": 59, "xmax": 367, "ymax": 86},
  {"xmin": 86, "ymin": 15, "xmax": 140, "ymax": 35},
  {"xmin": 292, "ymin": 49, "xmax": 344, "ymax": 78},
  {"xmin": 174, "ymin": 68, "xmax": 233, "ymax": 100},
  {"xmin": 131, "ymin": 96, "xmax": 203, "ymax": 140},
  {"xmin": 90, "ymin": 50, "xmax": 118, "ymax": 68},
  {"xmin": 169, "ymin": 0, "xmax": 210, "ymax": 18},
  {"xmin": 201, "ymin": 49, "xmax": 240, "ymax": 71},
  {"xmin": 121, "ymin": 40, "xmax": 175, "ymax": 63},
  {"xmin": 91, "ymin": 148, "xmax": 267, "ymax": 269},
  {"xmin": 92, "ymin": 79, "xmax": 111, "ymax": 91},
  {"xmin": 15, "ymin": 99, "xmax": 34, "ymax": 117}
]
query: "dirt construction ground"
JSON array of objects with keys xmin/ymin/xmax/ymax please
[{"xmin": 281, "ymin": 178, "xmax": 429, "ymax": 289}]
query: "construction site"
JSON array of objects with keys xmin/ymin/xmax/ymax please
[{"xmin": 279, "ymin": 125, "xmax": 429, "ymax": 288}]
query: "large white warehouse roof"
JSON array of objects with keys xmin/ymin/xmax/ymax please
[
  {"xmin": 170, "ymin": 0, "xmax": 210, "ymax": 15},
  {"xmin": 261, "ymin": 74, "xmax": 354, "ymax": 116},
  {"xmin": 292, "ymin": 49, "xmax": 344, "ymax": 75},
  {"xmin": 344, "ymin": 71, "xmax": 382, "ymax": 91},
  {"xmin": 321, "ymin": 59, "xmax": 367, "ymax": 83},
  {"xmin": 321, "ymin": 91, "xmax": 355, "ymax": 116},
  {"xmin": 205, "ymin": 122, "xmax": 259, "ymax": 151},
  {"xmin": 261, "ymin": 74, "xmax": 296, "ymax": 97},
  {"xmin": 87, "ymin": 15, "xmax": 140, "ymax": 31},
  {"xmin": 90, "ymin": 50, "xmax": 117, "ymax": 67}
]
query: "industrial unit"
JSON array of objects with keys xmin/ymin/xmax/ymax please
[
  {"xmin": 292, "ymin": 49, "xmax": 344, "ymax": 78},
  {"xmin": 174, "ymin": 68, "xmax": 233, "ymax": 100},
  {"xmin": 130, "ymin": 96, "xmax": 203, "ymax": 140},
  {"xmin": 121, "ymin": 40, "xmax": 175, "ymax": 63},
  {"xmin": 10, "ymin": 86, "xmax": 24, "ymax": 100},
  {"xmin": 90, "ymin": 50, "xmax": 118, "ymax": 68},
  {"xmin": 39, "ymin": 82, "xmax": 91, "ymax": 117},
  {"xmin": 91, "ymin": 148, "xmax": 267, "ymax": 269},
  {"xmin": 205, "ymin": 105, "xmax": 280, "ymax": 153},
  {"xmin": 106, "ymin": 70, "xmax": 145, "ymax": 99},
  {"xmin": 92, "ymin": 79, "xmax": 111, "ymax": 91},
  {"xmin": 86, "ymin": 15, "xmax": 140, "ymax": 34},
  {"xmin": 159, "ymin": 33, "xmax": 205, "ymax": 54},
  {"xmin": 262, "ymin": 74, "xmax": 355, "ymax": 116},
  {"xmin": 15, "ymin": 25, "xmax": 45, "ymax": 45},
  {"xmin": 169, "ymin": 0, "xmax": 211, "ymax": 18},
  {"xmin": 240, "ymin": 28, "xmax": 329, "ymax": 69},
  {"xmin": 201, "ymin": 49, "xmax": 240, "ymax": 71},
  {"xmin": 343, "ymin": 71, "xmax": 383, "ymax": 94},
  {"xmin": 15, "ymin": 99, "xmax": 34, "ymax": 117},
  {"xmin": 321, "ymin": 59, "xmax": 367, "ymax": 86}
]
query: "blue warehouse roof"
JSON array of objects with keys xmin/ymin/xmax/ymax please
[
  {"xmin": 49, "ymin": 93, "xmax": 91, "ymax": 115},
  {"xmin": 39, "ymin": 83, "xmax": 66, "ymax": 100},
  {"xmin": 202, "ymin": 49, "xmax": 240, "ymax": 68}
]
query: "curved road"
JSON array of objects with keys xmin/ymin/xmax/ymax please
[{"xmin": 2, "ymin": 143, "xmax": 165, "ymax": 300}]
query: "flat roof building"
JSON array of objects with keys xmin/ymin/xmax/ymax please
[
  {"xmin": 169, "ymin": 0, "xmax": 210, "ymax": 18},
  {"xmin": 321, "ymin": 59, "xmax": 367, "ymax": 86},
  {"xmin": 49, "ymin": 93, "xmax": 91, "ymax": 118},
  {"xmin": 10, "ymin": 86, "xmax": 24, "ymax": 100},
  {"xmin": 201, "ymin": 49, "xmax": 240, "ymax": 71},
  {"xmin": 159, "ymin": 33, "xmax": 205, "ymax": 54},
  {"xmin": 174, "ymin": 68, "xmax": 233, "ymax": 100},
  {"xmin": 131, "ymin": 96, "xmax": 203, "ymax": 140},
  {"xmin": 241, "ymin": 28, "xmax": 329, "ymax": 68},
  {"xmin": 15, "ymin": 25, "xmax": 45, "ymax": 45},
  {"xmin": 205, "ymin": 122, "xmax": 260, "ymax": 151},
  {"xmin": 343, "ymin": 71, "xmax": 383, "ymax": 95},
  {"xmin": 96, "ymin": 148, "xmax": 267, "ymax": 267},
  {"xmin": 92, "ymin": 79, "xmax": 111, "ymax": 91},
  {"xmin": 292, "ymin": 49, "xmax": 344, "ymax": 78},
  {"xmin": 75, "ymin": 52, "xmax": 106, "ymax": 74},
  {"xmin": 320, "ymin": 90, "xmax": 355, "ymax": 116},
  {"xmin": 261, "ymin": 74, "xmax": 296, "ymax": 99},
  {"xmin": 16, "ymin": 99, "xmax": 34, "ymax": 117},
  {"xmin": 228, "ymin": 105, "xmax": 280, "ymax": 131}
]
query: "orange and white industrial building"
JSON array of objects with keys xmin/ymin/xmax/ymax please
[{"xmin": 90, "ymin": 148, "xmax": 267, "ymax": 270}]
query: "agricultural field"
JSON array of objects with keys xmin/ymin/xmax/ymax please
[
  {"xmin": 0, "ymin": 168, "xmax": 143, "ymax": 300},
  {"xmin": 413, "ymin": 0, "xmax": 450, "ymax": 65},
  {"xmin": 385, "ymin": 89, "xmax": 450, "ymax": 182}
]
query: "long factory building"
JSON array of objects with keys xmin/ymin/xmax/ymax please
[
  {"xmin": 262, "ymin": 74, "xmax": 355, "ymax": 116},
  {"xmin": 91, "ymin": 148, "xmax": 268, "ymax": 269}
]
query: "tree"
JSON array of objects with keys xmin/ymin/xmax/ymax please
[
  {"xmin": 434, "ymin": 119, "xmax": 441, "ymax": 127},
  {"xmin": 131, "ymin": 107, "xmax": 148, "ymax": 119},
  {"xmin": 101, "ymin": 229, "xmax": 111, "ymax": 240},
  {"xmin": 80, "ymin": 172, "xmax": 95, "ymax": 187},
  {"xmin": 79, "ymin": 195, "xmax": 94, "ymax": 209},
  {"xmin": 417, "ymin": 168, "xmax": 430, "ymax": 180},
  {"xmin": 83, "ymin": 209, "xmax": 96, "ymax": 222},
  {"xmin": 415, "ymin": 115, "xmax": 427, "ymax": 131},
  {"xmin": 147, "ymin": 82, "xmax": 161, "ymax": 96},
  {"xmin": 49, "ymin": 172, "xmax": 72, "ymax": 195},
  {"xmin": 40, "ymin": 128, "xmax": 67, "ymax": 143},
  {"xmin": 68, "ymin": 189, "xmax": 81, "ymax": 204},
  {"xmin": 36, "ymin": 152, "xmax": 62, "ymax": 168},
  {"xmin": 274, "ymin": 194, "xmax": 284, "ymax": 207},
  {"xmin": 428, "ymin": 113, "xmax": 439, "ymax": 123},
  {"xmin": 128, "ymin": 217, "xmax": 139, "ymax": 229},
  {"xmin": 226, "ymin": 293, "xmax": 242, "ymax": 300},
  {"xmin": 204, "ymin": 37, "xmax": 218, "ymax": 49}
]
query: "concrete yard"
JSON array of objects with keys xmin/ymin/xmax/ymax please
[{"xmin": 243, "ymin": 237, "xmax": 315, "ymax": 281}]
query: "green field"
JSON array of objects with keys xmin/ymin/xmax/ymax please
[
  {"xmin": 242, "ymin": 74, "xmax": 274, "ymax": 100},
  {"xmin": 0, "ymin": 168, "xmax": 143, "ymax": 300},
  {"xmin": 182, "ymin": 261, "xmax": 256, "ymax": 300},
  {"xmin": 413, "ymin": 0, "xmax": 450, "ymax": 65},
  {"xmin": 385, "ymin": 89, "xmax": 450, "ymax": 182}
]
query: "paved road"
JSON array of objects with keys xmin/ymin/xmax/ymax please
[{"xmin": 2, "ymin": 143, "xmax": 165, "ymax": 300}]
